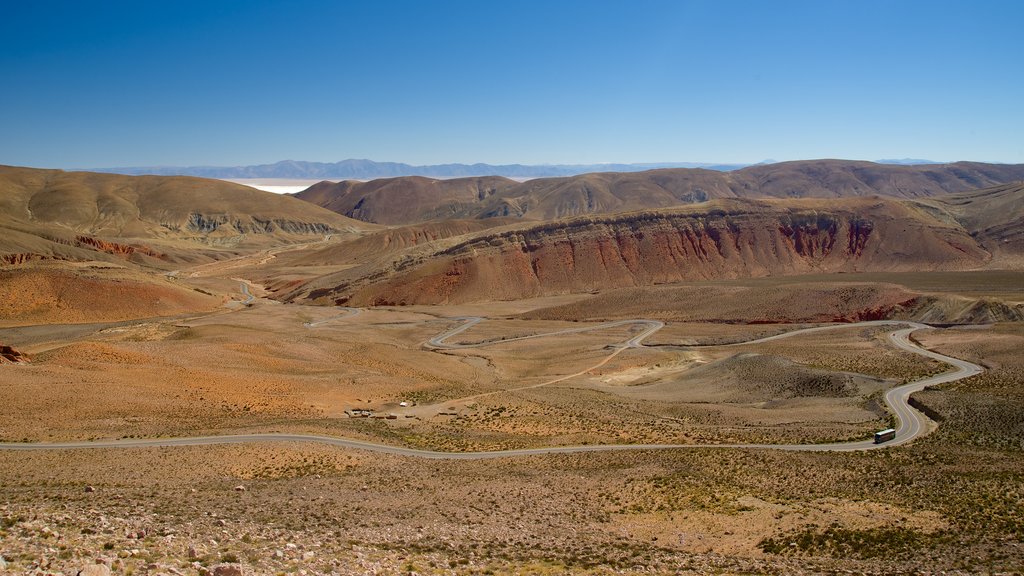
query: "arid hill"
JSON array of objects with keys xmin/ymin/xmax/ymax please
[
  {"xmin": 255, "ymin": 218, "xmax": 518, "ymax": 296},
  {"xmin": 914, "ymin": 182, "xmax": 1024, "ymax": 267},
  {"xmin": 295, "ymin": 160, "xmax": 1024, "ymax": 224},
  {"xmin": 0, "ymin": 165, "xmax": 371, "ymax": 267},
  {"xmin": 295, "ymin": 175, "xmax": 519, "ymax": 225},
  {"xmin": 0, "ymin": 264, "xmax": 221, "ymax": 327},
  {"xmin": 281, "ymin": 218, "xmax": 518, "ymax": 268},
  {"xmin": 287, "ymin": 195, "xmax": 997, "ymax": 306}
]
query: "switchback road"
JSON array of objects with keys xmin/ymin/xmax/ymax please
[{"xmin": 0, "ymin": 319, "xmax": 982, "ymax": 457}]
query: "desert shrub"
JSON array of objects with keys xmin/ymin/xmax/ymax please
[{"xmin": 759, "ymin": 525, "xmax": 948, "ymax": 559}]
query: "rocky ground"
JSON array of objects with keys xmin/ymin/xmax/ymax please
[
  {"xmin": 2, "ymin": 274, "xmax": 1023, "ymax": 574},
  {"xmin": 2, "ymin": 428, "xmax": 1023, "ymax": 575}
]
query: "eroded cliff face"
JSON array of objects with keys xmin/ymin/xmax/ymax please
[
  {"xmin": 1, "ymin": 253, "xmax": 58, "ymax": 265},
  {"xmin": 310, "ymin": 202, "xmax": 990, "ymax": 306},
  {"xmin": 177, "ymin": 213, "xmax": 336, "ymax": 236},
  {"xmin": 75, "ymin": 236, "xmax": 162, "ymax": 258}
]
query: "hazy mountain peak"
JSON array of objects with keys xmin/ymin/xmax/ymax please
[{"xmin": 876, "ymin": 158, "xmax": 943, "ymax": 165}]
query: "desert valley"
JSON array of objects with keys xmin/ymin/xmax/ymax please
[{"xmin": 1, "ymin": 158, "xmax": 1023, "ymax": 574}]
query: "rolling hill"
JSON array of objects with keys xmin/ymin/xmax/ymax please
[
  {"xmin": 296, "ymin": 176, "xmax": 519, "ymax": 225},
  {"xmin": 0, "ymin": 165, "xmax": 371, "ymax": 267},
  {"xmin": 296, "ymin": 160, "xmax": 1024, "ymax": 225}
]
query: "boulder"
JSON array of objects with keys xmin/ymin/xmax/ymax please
[
  {"xmin": 0, "ymin": 344, "xmax": 29, "ymax": 364},
  {"xmin": 211, "ymin": 564, "xmax": 245, "ymax": 576}
]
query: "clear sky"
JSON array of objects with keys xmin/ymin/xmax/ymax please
[{"xmin": 2, "ymin": 0, "xmax": 1022, "ymax": 168}]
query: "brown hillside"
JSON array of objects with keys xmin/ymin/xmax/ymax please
[
  {"xmin": 481, "ymin": 160, "xmax": 1024, "ymax": 221},
  {"xmin": 736, "ymin": 160, "xmax": 1024, "ymax": 199},
  {"xmin": 521, "ymin": 283, "xmax": 924, "ymax": 324},
  {"xmin": 292, "ymin": 196, "xmax": 992, "ymax": 306},
  {"xmin": 295, "ymin": 175, "xmax": 519, "ymax": 224},
  {"xmin": 283, "ymin": 218, "xmax": 518, "ymax": 268},
  {"xmin": 0, "ymin": 165, "xmax": 371, "ymax": 265},
  {"xmin": 293, "ymin": 160, "xmax": 1024, "ymax": 224},
  {"xmin": 0, "ymin": 265, "xmax": 221, "ymax": 327},
  {"xmin": 520, "ymin": 282, "xmax": 1024, "ymax": 325},
  {"xmin": 253, "ymin": 218, "xmax": 518, "ymax": 297},
  {"xmin": 478, "ymin": 170, "xmax": 732, "ymax": 220}
]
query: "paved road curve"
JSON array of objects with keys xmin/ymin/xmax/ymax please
[
  {"xmin": 238, "ymin": 281, "xmax": 255, "ymax": 305},
  {"xmin": 0, "ymin": 320, "xmax": 982, "ymax": 458}
]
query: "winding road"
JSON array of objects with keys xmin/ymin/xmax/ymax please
[
  {"xmin": 422, "ymin": 317, "xmax": 666, "ymax": 404},
  {"xmin": 0, "ymin": 316, "xmax": 982, "ymax": 458},
  {"xmin": 237, "ymin": 281, "xmax": 255, "ymax": 305}
]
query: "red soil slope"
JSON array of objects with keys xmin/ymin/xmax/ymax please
[{"xmin": 0, "ymin": 266, "xmax": 221, "ymax": 327}]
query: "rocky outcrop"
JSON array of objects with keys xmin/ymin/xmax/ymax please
[
  {"xmin": 1, "ymin": 253, "xmax": 60, "ymax": 265},
  {"xmin": 905, "ymin": 296, "xmax": 1024, "ymax": 324},
  {"xmin": 0, "ymin": 343, "xmax": 29, "ymax": 364},
  {"xmin": 179, "ymin": 213, "xmax": 336, "ymax": 236}
]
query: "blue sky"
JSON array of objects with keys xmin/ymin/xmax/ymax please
[{"xmin": 1, "ymin": 0, "xmax": 1022, "ymax": 168}]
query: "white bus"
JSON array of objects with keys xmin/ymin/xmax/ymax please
[{"xmin": 874, "ymin": 428, "xmax": 896, "ymax": 444}]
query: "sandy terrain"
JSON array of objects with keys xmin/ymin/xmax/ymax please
[{"xmin": 1, "ymin": 249, "xmax": 1022, "ymax": 573}]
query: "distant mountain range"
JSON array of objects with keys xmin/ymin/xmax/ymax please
[
  {"xmin": 94, "ymin": 159, "xmax": 758, "ymax": 179},
  {"xmin": 93, "ymin": 158, "xmax": 950, "ymax": 181}
]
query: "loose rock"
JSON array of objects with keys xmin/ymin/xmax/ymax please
[{"xmin": 78, "ymin": 564, "xmax": 111, "ymax": 576}]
